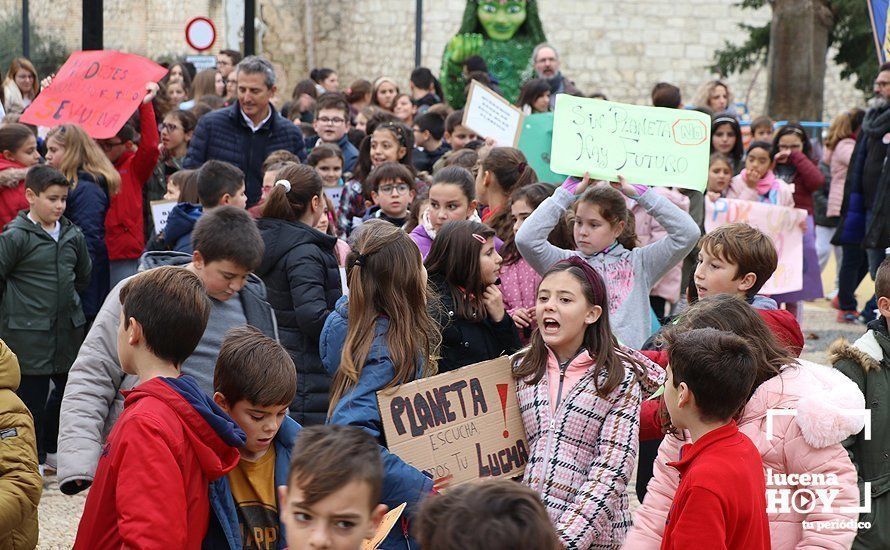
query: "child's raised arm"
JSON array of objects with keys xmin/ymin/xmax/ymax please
[
  {"xmin": 515, "ymin": 176, "xmax": 582, "ymax": 274},
  {"xmin": 623, "ymin": 181, "xmax": 700, "ymax": 291}
]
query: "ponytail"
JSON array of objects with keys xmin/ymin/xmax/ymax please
[
  {"xmin": 481, "ymin": 147, "xmax": 538, "ymax": 242},
  {"xmin": 261, "ymin": 164, "xmax": 323, "ymax": 222}
]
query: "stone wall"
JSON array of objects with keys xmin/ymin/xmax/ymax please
[{"xmin": 0, "ymin": 0, "xmax": 866, "ymax": 119}]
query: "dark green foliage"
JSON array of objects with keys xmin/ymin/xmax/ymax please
[
  {"xmin": 0, "ymin": 13, "xmax": 69, "ymax": 80},
  {"xmin": 712, "ymin": 0, "xmax": 876, "ymax": 97}
]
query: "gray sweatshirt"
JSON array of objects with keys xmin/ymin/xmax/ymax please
[{"xmin": 515, "ymin": 187, "xmax": 700, "ymax": 348}]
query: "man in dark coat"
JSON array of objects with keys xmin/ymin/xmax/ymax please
[
  {"xmin": 531, "ymin": 43, "xmax": 581, "ymax": 108},
  {"xmin": 835, "ymin": 62, "xmax": 890, "ymax": 319},
  {"xmin": 184, "ymin": 55, "xmax": 306, "ymax": 207}
]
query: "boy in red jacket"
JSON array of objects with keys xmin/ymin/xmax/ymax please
[
  {"xmin": 658, "ymin": 327, "xmax": 770, "ymax": 550},
  {"xmin": 99, "ymin": 82, "xmax": 161, "ymax": 286},
  {"xmin": 74, "ymin": 266, "xmax": 245, "ymax": 549}
]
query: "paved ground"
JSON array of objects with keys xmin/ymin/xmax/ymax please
[{"xmin": 35, "ymin": 297, "xmax": 866, "ymax": 549}]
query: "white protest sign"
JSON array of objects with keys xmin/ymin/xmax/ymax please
[
  {"xmin": 150, "ymin": 200, "xmax": 177, "ymax": 235},
  {"xmin": 462, "ymin": 80, "xmax": 524, "ymax": 147}
]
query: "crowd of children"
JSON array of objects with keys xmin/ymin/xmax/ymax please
[{"xmin": 0, "ymin": 49, "xmax": 883, "ymax": 550}]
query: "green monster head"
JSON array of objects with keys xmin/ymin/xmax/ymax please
[{"xmin": 477, "ymin": 0, "xmax": 527, "ymax": 41}]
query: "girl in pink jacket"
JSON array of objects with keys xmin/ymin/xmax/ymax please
[
  {"xmin": 513, "ymin": 257, "xmax": 664, "ymax": 549},
  {"xmin": 500, "ymin": 183, "xmax": 573, "ymax": 343},
  {"xmin": 625, "ymin": 294, "xmax": 864, "ymax": 550},
  {"xmin": 726, "ymin": 141, "xmax": 795, "ymax": 207}
]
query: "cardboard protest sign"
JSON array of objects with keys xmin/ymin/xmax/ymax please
[
  {"xmin": 705, "ymin": 198, "xmax": 807, "ymax": 294},
  {"xmin": 378, "ymin": 356, "xmax": 527, "ymax": 488},
  {"xmin": 462, "ymin": 81, "xmax": 524, "ymax": 147},
  {"xmin": 550, "ymin": 95, "xmax": 711, "ymax": 191},
  {"xmin": 150, "ymin": 200, "xmax": 176, "ymax": 235},
  {"xmin": 21, "ymin": 51, "xmax": 167, "ymax": 139},
  {"xmin": 361, "ymin": 503, "xmax": 406, "ymax": 550},
  {"xmin": 518, "ymin": 112, "xmax": 564, "ymax": 184}
]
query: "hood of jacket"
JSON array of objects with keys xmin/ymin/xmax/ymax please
[
  {"xmin": 139, "ymin": 250, "xmax": 268, "ymax": 296},
  {"xmin": 862, "ymin": 100, "xmax": 890, "ymax": 138},
  {"xmin": 749, "ymin": 295, "xmax": 778, "ymax": 310},
  {"xmin": 164, "ymin": 202, "xmax": 203, "ymax": 244},
  {"xmin": 0, "ymin": 339, "xmax": 20, "ymax": 392},
  {"xmin": 0, "ymin": 158, "xmax": 27, "ymax": 189},
  {"xmin": 255, "ymin": 217, "xmax": 337, "ymax": 277},
  {"xmin": 741, "ymin": 359, "xmax": 866, "ymax": 449},
  {"xmin": 829, "ymin": 316, "xmax": 890, "ymax": 373},
  {"xmin": 125, "ymin": 376, "xmax": 245, "ymax": 478}
]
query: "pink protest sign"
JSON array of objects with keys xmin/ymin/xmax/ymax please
[
  {"xmin": 21, "ymin": 51, "xmax": 167, "ymax": 139},
  {"xmin": 704, "ymin": 198, "xmax": 807, "ymax": 295}
]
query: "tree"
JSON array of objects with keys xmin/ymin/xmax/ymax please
[
  {"xmin": 0, "ymin": 13, "xmax": 69, "ymax": 82},
  {"xmin": 712, "ymin": 0, "xmax": 874, "ymax": 120}
]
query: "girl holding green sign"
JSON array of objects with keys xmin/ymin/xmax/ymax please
[{"xmin": 515, "ymin": 173, "xmax": 700, "ymax": 349}]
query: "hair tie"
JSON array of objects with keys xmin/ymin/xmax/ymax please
[
  {"xmin": 354, "ymin": 252, "xmax": 370, "ymax": 266},
  {"xmin": 517, "ymin": 162, "xmax": 527, "ymax": 173},
  {"xmin": 275, "ymin": 179, "xmax": 291, "ymax": 192}
]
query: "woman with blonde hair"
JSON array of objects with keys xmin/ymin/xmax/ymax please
[
  {"xmin": 45, "ymin": 124, "xmax": 121, "ymax": 323},
  {"xmin": 693, "ymin": 79, "xmax": 734, "ymax": 114},
  {"xmin": 2, "ymin": 58, "xmax": 40, "ymax": 113}
]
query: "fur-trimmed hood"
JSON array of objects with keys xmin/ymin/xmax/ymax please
[
  {"xmin": 829, "ymin": 319, "xmax": 887, "ymax": 373},
  {"xmin": 741, "ymin": 359, "xmax": 866, "ymax": 449}
]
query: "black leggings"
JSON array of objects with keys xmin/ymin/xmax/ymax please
[{"xmin": 17, "ymin": 373, "xmax": 68, "ymax": 463}]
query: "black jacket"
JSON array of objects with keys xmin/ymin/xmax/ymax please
[
  {"xmin": 431, "ymin": 274, "xmax": 520, "ymax": 373},
  {"xmin": 183, "ymin": 102, "xmax": 307, "ymax": 206},
  {"xmin": 66, "ymin": 171, "xmax": 110, "ymax": 319},
  {"xmin": 255, "ymin": 218, "xmax": 342, "ymax": 425}
]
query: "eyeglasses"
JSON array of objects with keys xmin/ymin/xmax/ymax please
[
  {"xmin": 99, "ymin": 141, "xmax": 124, "ymax": 150},
  {"xmin": 159, "ymin": 123, "xmax": 182, "ymax": 132},
  {"xmin": 317, "ymin": 116, "xmax": 346, "ymax": 125},
  {"xmin": 379, "ymin": 183, "xmax": 411, "ymax": 195}
]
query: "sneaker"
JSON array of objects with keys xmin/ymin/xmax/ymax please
[
  {"xmin": 45, "ymin": 452, "xmax": 57, "ymax": 472},
  {"xmin": 837, "ymin": 311, "xmax": 858, "ymax": 323},
  {"xmin": 38, "ymin": 464, "xmax": 45, "ymax": 478}
]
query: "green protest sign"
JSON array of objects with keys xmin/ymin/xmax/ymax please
[
  {"xmin": 518, "ymin": 113, "xmax": 565, "ymax": 184},
  {"xmin": 550, "ymin": 95, "xmax": 710, "ymax": 191}
]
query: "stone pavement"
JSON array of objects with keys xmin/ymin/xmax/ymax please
[{"xmin": 35, "ymin": 300, "xmax": 865, "ymax": 549}]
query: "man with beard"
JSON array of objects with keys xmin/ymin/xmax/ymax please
[{"xmin": 530, "ymin": 43, "xmax": 580, "ymax": 108}]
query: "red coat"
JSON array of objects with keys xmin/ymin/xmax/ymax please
[
  {"xmin": 660, "ymin": 422, "xmax": 770, "ymax": 550},
  {"xmin": 74, "ymin": 376, "xmax": 243, "ymax": 550},
  {"xmin": 105, "ymin": 101, "xmax": 159, "ymax": 260},
  {"xmin": 0, "ymin": 159, "xmax": 29, "ymax": 229},
  {"xmin": 786, "ymin": 150, "xmax": 825, "ymax": 216}
]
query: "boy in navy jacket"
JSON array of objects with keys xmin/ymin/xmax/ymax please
[{"xmin": 206, "ymin": 326, "xmax": 301, "ymax": 549}]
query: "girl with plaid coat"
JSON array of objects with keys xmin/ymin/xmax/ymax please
[{"xmin": 513, "ymin": 257, "xmax": 664, "ymax": 549}]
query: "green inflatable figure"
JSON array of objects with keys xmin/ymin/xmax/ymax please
[{"xmin": 441, "ymin": 0, "xmax": 547, "ymax": 109}]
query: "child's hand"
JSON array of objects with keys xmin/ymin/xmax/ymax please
[
  {"xmin": 511, "ymin": 307, "xmax": 534, "ymax": 329},
  {"xmin": 561, "ymin": 172, "xmax": 591, "ymax": 196},
  {"xmin": 432, "ymin": 474, "xmax": 454, "ymax": 493},
  {"xmin": 610, "ymin": 175, "xmax": 640, "ymax": 199},
  {"xmin": 774, "ymin": 150, "xmax": 791, "ymax": 164},
  {"xmin": 745, "ymin": 167, "xmax": 762, "ymax": 188},
  {"xmin": 40, "ymin": 74, "xmax": 54, "ymax": 90},
  {"xmin": 799, "ymin": 219, "xmax": 808, "ymax": 231},
  {"xmin": 482, "ymin": 284, "xmax": 506, "ymax": 322},
  {"xmin": 706, "ymin": 191, "xmax": 722, "ymax": 202},
  {"xmin": 143, "ymin": 82, "xmax": 159, "ymax": 104}
]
